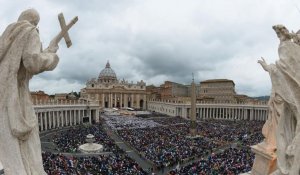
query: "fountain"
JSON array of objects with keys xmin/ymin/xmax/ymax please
[{"xmin": 79, "ymin": 134, "xmax": 103, "ymax": 153}]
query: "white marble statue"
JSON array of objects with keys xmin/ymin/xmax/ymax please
[
  {"xmin": 258, "ymin": 25, "xmax": 300, "ymax": 175},
  {"xmin": 0, "ymin": 9, "xmax": 77, "ymax": 174}
]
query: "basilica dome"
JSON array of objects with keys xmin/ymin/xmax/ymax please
[{"xmin": 98, "ymin": 61, "xmax": 117, "ymax": 83}]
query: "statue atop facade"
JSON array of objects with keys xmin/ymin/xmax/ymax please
[
  {"xmin": 0, "ymin": 9, "xmax": 77, "ymax": 174},
  {"xmin": 255, "ymin": 24, "xmax": 300, "ymax": 175}
]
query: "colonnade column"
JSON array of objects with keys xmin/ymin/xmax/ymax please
[
  {"xmin": 124, "ymin": 94, "xmax": 128, "ymax": 108},
  {"xmin": 40, "ymin": 113, "xmax": 44, "ymax": 131},
  {"xmin": 114, "ymin": 93, "xmax": 116, "ymax": 107},
  {"xmin": 120, "ymin": 93, "xmax": 123, "ymax": 107},
  {"xmin": 89, "ymin": 110, "xmax": 92, "ymax": 124}
]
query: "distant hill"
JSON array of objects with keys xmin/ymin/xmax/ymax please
[{"xmin": 251, "ymin": 96, "xmax": 270, "ymax": 101}]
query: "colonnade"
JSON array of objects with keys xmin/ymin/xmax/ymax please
[
  {"xmin": 195, "ymin": 107, "xmax": 268, "ymax": 121},
  {"xmin": 148, "ymin": 101, "xmax": 268, "ymax": 121},
  {"xmin": 34, "ymin": 103, "xmax": 100, "ymax": 132}
]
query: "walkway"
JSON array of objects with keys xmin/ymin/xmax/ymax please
[{"xmin": 102, "ymin": 124, "xmax": 153, "ymax": 172}]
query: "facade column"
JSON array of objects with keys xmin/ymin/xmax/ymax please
[
  {"xmin": 44, "ymin": 112, "xmax": 48, "ymax": 130},
  {"xmin": 114, "ymin": 93, "xmax": 117, "ymax": 107},
  {"xmin": 89, "ymin": 110, "xmax": 92, "ymax": 124},
  {"xmin": 50, "ymin": 111, "xmax": 54, "ymax": 129},
  {"xmin": 109, "ymin": 93, "xmax": 113, "ymax": 108},
  {"xmin": 59, "ymin": 111, "xmax": 62, "ymax": 127},
  {"xmin": 49, "ymin": 111, "xmax": 52, "ymax": 129},
  {"xmin": 60, "ymin": 111, "xmax": 63, "ymax": 127},
  {"xmin": 199, "ymin": 108, "xmax": 202, "ymax": 119},
  {"xmin": 74, "ymin": 110, "xmax": 77, "ymax": 125},
  {"xmin": 137, "ymin": 94, "xmax": 140, "ymax": 109},
  {"xmin": 53, "ymin": 111, "xmax": 56, "ymax": 128},
  {"xmin": 70, "ymin": 110, "xmax": 73, "ymax": 126},
  {"xmin": 124, "ymin": 94, "xmax": 128, "ymax": 108},
  {"xmin": 96, "ymin": 109, "xmax": 100, "ymax": 123},
  {"xmin": 78, "ymin": 110, "xmax": 81, "ymax": 124},
  {"xmin": 57, "ymin": 111, "xmax": 60, "ymax": 128},
  {"xmin": 57, "ymin": 111, "xmax": 60, "ymax": 127},
  {"xmin": 81, "ymin": 110, "xmax": 84, "ymax": 123},
  {"xmin": 109, "ymin": 93, "xmax": 112, "ymax": 108},
  {"xmin": 131, "ymin": 94, "xmax": 134, "ymax": 108},
  {"xmin": 102, "ymin": 94, "xmax": 105, "ymax": 108},
  {"xmin": 40, "ymin": 113, "xmax": 43, "ymax": 131},
  {"xmin": 227, "ymin": 108, "xmax": 229, "ymax": 119},
  {"xmin": 63, "ymin": 110, "xmax": 67, "ymax": 126},
  {"xmin": 120, "ymin": 93, "xmax": 123, "ymax": 108},
  {"xmin": 65, "ymin": 110, "xmax": 69, "ymax": 126},
  {"xmin": 46, "ymin": 111, "xmax": 50, "ymax": 130}
]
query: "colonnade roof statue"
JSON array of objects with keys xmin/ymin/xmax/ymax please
[
  {"xmin": 0, "ymin": 9, "xmax": 77, "ymax": 174},
  {"xmin": 253, "ymin": 25, "xmax": 300, "ymax": 175}
]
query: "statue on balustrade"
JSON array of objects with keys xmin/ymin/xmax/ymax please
[
  {"xmin": 258, "ymin": 24, "xmax": 300, "ymax": 175},
  {"xmin": 0, "ymin": 9, "xmax": 77, "ymax": 174}
]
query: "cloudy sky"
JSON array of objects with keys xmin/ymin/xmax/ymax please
[{"xmin": 1, "ymin": 0, "xmax": 300, "ymax": 96}]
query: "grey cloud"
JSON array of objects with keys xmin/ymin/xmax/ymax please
[{"xmin": 1, "ymin": 0, "xmax": 300, "ymax": 95}]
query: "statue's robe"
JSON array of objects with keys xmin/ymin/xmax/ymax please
[
  {"xmin": 269, "ymin": 40, "xmax": 300, "ymax": 175},
  {"xmin": 0, "ymin": 20, "xmax": 58, "ymax": 175}
]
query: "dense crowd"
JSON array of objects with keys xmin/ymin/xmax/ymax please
[
  {"xmin": 240, "ymin": 131, "xmax": 264, "ymax": 146},
  {"xmin": 197, "ymin": 120, "xmax": 264, "ymax": 143},
  {"xmin": 150, "ymin": 116, "xmax": 189, "ymax": 125},
  {"xmin": 43, "ymin": 152, "xmax": 147, "ymax": 175},
  {"xmin": 45, "ymin": 113, "xmax": 264, "ymax": 174},
  {"xmin": 53, "ymin": 124, "xmax": 120, "ymax": 153},
  {"xmin": 114, "ymin": 116, "xmax": 264, "ymax": 170},
  {"xmin": 169, "ymin": 147, "xmax": 254, "ymax": 175},
  {"xmin": 117, "ymin": 124, "xmax": 221, "ymax": 169},
  {"xmin": 103, "ymin": 115, "xmax": 162, "ymax": 130}
]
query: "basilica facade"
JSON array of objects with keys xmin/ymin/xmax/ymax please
[{"xmin": 80, "ymin": 61, "xmax": 147, "ymax": 109}]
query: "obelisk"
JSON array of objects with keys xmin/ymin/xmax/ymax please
[{"xmin": 190, "ymin": 74, "xmax": 197, "ymax": 136}]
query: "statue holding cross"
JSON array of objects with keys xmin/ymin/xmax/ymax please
[{"xmin": 0, "ymin": 9, "xmax": 78, "ymax": 174}]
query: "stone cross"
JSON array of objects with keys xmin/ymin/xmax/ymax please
[{"xmin": 57, "ymin": 13, "xmax": 78, "ymax": 48}]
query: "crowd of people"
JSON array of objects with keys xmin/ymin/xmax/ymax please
[
  {"xmin": 150, "ymin": 116, "xmax": 189, "ymax": 125},
  {"xmin": 117, "ymin": 124, "xmax": 221, "ymax": 169},
  {"xmin": 44, "ymin": 113, "xmax": 265, "ymax": 174},
  {"xmin": 103, "ymin": 115, "xmax": 162, "ymax": 130},
  {"xmin": 113, "ymin": 116, "xmax": 264, "ymax": 171},
  {"xmin": 42, "ymin": 152, "xmax": 147, "ymax": 175},
  {"xmin": 169, "ymin": 147, "xmax": 254, "ymax": 175},
  {"xmin": 240, "ymin": 131, "xmax": 264, "ymax": 146},
  {"xmin": 52, "ymin": 124, "xmax": 120, "ymax": 153}
]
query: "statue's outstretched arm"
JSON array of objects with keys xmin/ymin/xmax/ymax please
[{"xmin": 258, "ymin": 57, "xmax": 270, "ymax": 72}]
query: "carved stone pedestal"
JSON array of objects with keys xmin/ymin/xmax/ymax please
[{"xmin": 251, "ymin": 144, "xmax": 277, "ymax": 175}]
